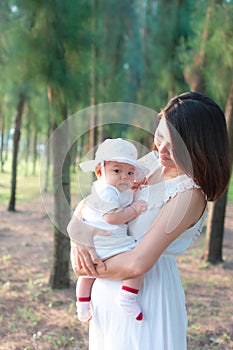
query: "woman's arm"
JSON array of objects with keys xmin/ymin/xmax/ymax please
[{"xmin": 96, "ymin": 188, "xmax": 206, "ymax": 280}]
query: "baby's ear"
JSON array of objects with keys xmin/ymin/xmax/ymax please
[{"xmin": 95, "ymin": 165, "xmax": 102, "ymax": 178}]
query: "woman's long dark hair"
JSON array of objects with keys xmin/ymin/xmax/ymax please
[{"xmin": 160, "ymin": 92, "xmax": 231, "ymax": 201}]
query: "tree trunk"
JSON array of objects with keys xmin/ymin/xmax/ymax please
[
  {"xmin": 70, "ymin": 139, "xmax": 78, "ymax": 174},
  {"xmin": 24, "ymin": 119, "xmax": 31, "ymax": 177},
  {"xmin": 226, "ymin": 78, "xmax": 233, "ymax": 153},
  {"xmin": 8, "ymin": 92, "xmax": 26, "ymax": 211},
  {"xmin": 90, "ymin": 0, "xmax": 98, "ymax": 180},
  {"xmin": 0, "ymin": 112, "xmax": 5, "ymax": 172},
  {"xmin": 205, "ymin": 193, "xmax": 227, "ymax": 263},
  {"xmin": 48, "ymin": 89, "xmax": 71, "ymax": 289},
  {"xmin": 4, "ymin": 129, "xmax": 10, "ymax": 164},
  {"xmin": 204, "ymin": 78, "xmax": 233, "ymax": 263},
  {"xmin": 43, "ymin": 86, "xmax": 52, "ymax": 193},
  {"xmin": 32, "ymin": 127, "xmax": 38, "ymax": 176},
  {"xmin": 123, "ymin": 0, "xmax": 142, "ymax": 102}
]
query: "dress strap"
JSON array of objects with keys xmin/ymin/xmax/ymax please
[
  {"xmin": 146, "ymin": 175, "xmax": 202, "ymax": 210},
  {"xmin": 165, "ymin": 175, "xmax": 200, "ymax": 200}
]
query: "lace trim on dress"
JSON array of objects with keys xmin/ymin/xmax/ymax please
[{"xmin": 145, "ymin": 175, "xmax": 202, "ymax": 210}]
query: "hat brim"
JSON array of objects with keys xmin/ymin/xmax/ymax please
[{"xmin": 79, "ymin": 157, "xmax": 149, "ymax": 181}]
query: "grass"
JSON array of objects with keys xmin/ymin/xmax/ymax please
[
  {"xmin": 0, "ymin": 171, "xmax": 41, "ymax": 204},
  {"xmin": 0, "ymin": 158, "xmax": 92, "ymax": 208}
]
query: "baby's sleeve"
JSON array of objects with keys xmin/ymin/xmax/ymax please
[
  {"xmin": 87, "ymin": 186, "xmax": 120, "ymax": 215},
  {"xmin": 100, "ymin": 186, "xmax": 118, "ymax": 202}
]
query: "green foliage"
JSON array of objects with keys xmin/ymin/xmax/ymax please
[
  {"xmin": 204, "ymin": 1, "xmax": 233, "ymax": 107},
  {"xmin": 1, "ymin": 0, "xmax": 232, "ymax": 169},
  {"xmin": 139, "ymin": 0, "xmax": 194, "ymax": 108},
  {"xmin": 179, "ymin": 0, "xmax": 233, "ymax": 107}
]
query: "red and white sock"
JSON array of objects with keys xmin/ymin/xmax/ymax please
[
  {"xmin": 76, "ymin": 296, "xmax": 92, "ymax": 322},
  {"xmin": 118, "ymin": 286, "xmax": 143, "ymax": 321}
]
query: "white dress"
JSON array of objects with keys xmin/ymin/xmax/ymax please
[{"xmin": 89, "ymin": 168, "xmax": 207, "ymax": 350}]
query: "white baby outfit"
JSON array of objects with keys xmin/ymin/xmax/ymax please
[{"xmin": 80, "ymin": 179, "xmax": 137, "ymax": 259}]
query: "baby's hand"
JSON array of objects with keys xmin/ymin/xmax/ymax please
[
  {"xmin": 132, "ymin": 177, "xmax": 148, "ymax": 190},
  {"xmin": 131, "ymin": 200, "xmax": 147, "ymax": 215}
]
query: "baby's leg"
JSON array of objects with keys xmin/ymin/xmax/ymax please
[
  {"xmin": 123, "ymin": 274, "xmax": 144, "ymax": 291},
  {"xmin": 118, "ymin": 274, "xmax": 144, "ymax": 321},
  {"xmin": 76, "ymin": 277, "xmax": 95, "ymax": 322}
]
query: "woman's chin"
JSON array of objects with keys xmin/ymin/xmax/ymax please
[{"xmin": 159, "ymin": 158, "xmax": 169, "ymax": 166}]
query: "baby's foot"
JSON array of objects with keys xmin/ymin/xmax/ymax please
[
  {"xmin": 76, "ymin": 299, "xmax": 92, "ymax": 322},
  {"xmin": 118, "ymin": 287, "xmax": 143, "ymax": 321}
]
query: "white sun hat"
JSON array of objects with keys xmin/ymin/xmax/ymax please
[{"xmin": 79, "ymin": 138, "xmax": 149, "ymax": 181}]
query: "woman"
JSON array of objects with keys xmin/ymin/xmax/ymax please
[{"xmin": 70, "ymin": 92, "xmax": 231, "ymax": 350}]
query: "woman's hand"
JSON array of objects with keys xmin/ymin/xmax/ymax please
[
  {"xmin": 70, "ymin": 241, "xmax": 106, "ymax": 277},
  {"xmin": 68, "ymin": 199, "xmax": 109, "ymax": 276}
]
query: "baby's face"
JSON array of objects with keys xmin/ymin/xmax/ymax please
[{"xmin": 104, "ymin": 161, "xmax": 136, "ymax": 192}]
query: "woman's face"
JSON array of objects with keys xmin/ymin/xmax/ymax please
[{"xmin": 154, "ymin": 118, "xmax": 177, "ymax": 169}]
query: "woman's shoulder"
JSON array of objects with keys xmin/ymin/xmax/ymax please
[
  {"xmin": 166, "ymin": 174, "xmax": 200, "ymax": 192},
  {"xmin": 137, "ymin": 174, "xmax": 202, "ymax": 210},
  {"xmin": 160, "ymin": 174, "xmax": 201, "ymax": 203}
]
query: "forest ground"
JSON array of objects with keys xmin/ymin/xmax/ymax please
[{"xmin": 0, "ymin": 195, "xmax": 232, "ymax": 350}]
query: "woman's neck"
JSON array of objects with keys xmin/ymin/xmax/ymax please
[
  {"xmin": 148, "ymin": 166, "xmax": 184, "ymax": 184},
  {"xmin": 162, "ymin": 166, "xmax": 184, "ymax": 179}
]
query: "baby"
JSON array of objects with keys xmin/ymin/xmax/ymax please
[{"xmin": 67, "ymin": 138, "xmax": 149, "ymax": 322}]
